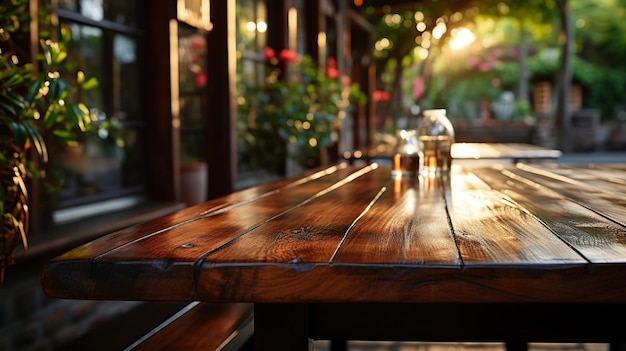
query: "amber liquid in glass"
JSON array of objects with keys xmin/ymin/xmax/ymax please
[
  {"xmin": 419, "ymin": 135, "xmax": 452, "ymax": 175},
  {"xmin": 391, "ymin": 153, "xmax": 420, "ymax": 178}
]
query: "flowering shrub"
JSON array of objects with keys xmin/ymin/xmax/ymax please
[{"xmin": 237, "ymin": 47, "xmax": 366, "ymax": 172}]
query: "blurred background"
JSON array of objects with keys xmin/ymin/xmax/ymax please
[{"xmin": 1, "ymin": 0, "xmax": 624, "ymax": 350}]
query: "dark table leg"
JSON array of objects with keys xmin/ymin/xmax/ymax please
[
  {"xmin": 611, "ymin": 343, "xmax": 626, "ymax": 351},
  {"xmin": 330, "ymin": 339, "xmax": 348, "ymax": 351},
  {"xmin": 254, "ymin": 303, "xmax": 312, "ymax": 351},
  {"xmin": 505, "ymin": 341, "xmax": 527, "ymax": 351}
]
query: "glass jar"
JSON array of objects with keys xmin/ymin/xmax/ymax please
[
  {"xmin": 417, "ymin": 109, "xmax": 455, "ymax": 175},
  {"xmin": 391, "ymin": 129, "xmax": 420, "ymax": 179}
]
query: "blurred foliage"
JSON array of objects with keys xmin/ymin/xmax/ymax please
[
  {"xmin": 0, "ymin": 0, "xmax": 122, "ymax": 283},
  {"xmin": 237, "ymin": 48, "xmax": 366, "ymax": 172},
  {"xmin": 362, "ymin": 0, "xmax": 626, "ymax": 124}
]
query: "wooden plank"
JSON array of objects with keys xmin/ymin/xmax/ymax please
[
  {"xmin": 196, "ymin": 258, "xmax": 626, "ymax": 302},
  {"xmin": 129, "ymin": 302, "xmax": 253, "ymax": 351},
  {"xmin": 49, "ymin": 164, "xmax": 354, "ymax": 261},
  {"xmin": 510, "ymin": 163, "xmax": 626, "ymax": 227},
  {"xmin": 200, "ymin": 164, "xmax": 385, "ymax": 264},
  {"xmin": 194, "ymin": 167, "xmax": 623, "ymax": 303},
  {"xmin": 98, "ymin": 165, "xmax": 370, "ymax": 262},
  {"xmin": 501, "ymin": 142, "xmax": 562, "ymax": 156},
  {"xmin": 224, "ymin": 166, "xmax": 626, "ymax": 303},
  {"xmin": 41, "ymin": 164, "xmax": 366, "ymax": 300},
  {"xmin": 42, "ymin": 163, "xmax": 626, "ymax": 305},
  {"xmin": 450, "ymin": 143, "xmax": 562, "ymax": 160},
  {"xmin": 470, "ymin": 165, "xmax": 626, "ymax": 263},
  {"xmin": 448, "ymin": 167, "xmax": 585, "ymax": 264},
  {"xmin": 538, "ymin": 163, "xmax": 626, "ymax": 190},
  {"xmin": 334, "ymin": 175, "xmax": 460, "ymax": 264}
]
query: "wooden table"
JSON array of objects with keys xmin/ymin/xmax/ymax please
[
  {"xmin": 346, "ymin": 142, "xmax": 562, "ymax": 164},
  {"xmin": 42, "ymin": 162, "xmax": 626, "ymax": 351}
]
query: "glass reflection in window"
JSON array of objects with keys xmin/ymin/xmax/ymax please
[{"xmin": 57, "ymin": 0, "xmax": 142, "ymax": 26}]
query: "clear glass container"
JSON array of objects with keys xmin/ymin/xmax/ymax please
[
  {"xmin": 417, "ymin": 109, "xmax": 455, "ymax": 175},
  {"xmin": 391, "ymin": 129, "xmax": 420, "ymax": 179}
]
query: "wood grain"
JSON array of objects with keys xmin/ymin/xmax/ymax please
[
  {"xmin": 471, "ymin": 165, "xmax": 626, "ymax": 262},
  {"xmin": 42, "ymin": 162, "xmax": 626, "ymax": 304}
]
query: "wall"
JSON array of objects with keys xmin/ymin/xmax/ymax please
[{"xmin": 0, "ymin": 258, "xmax": 139, "ymax": 351}]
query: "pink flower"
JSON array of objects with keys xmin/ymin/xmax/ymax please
[
  {"xmin": 373, "ymin": 90, "xmax": 390, "ymax": 102},
  {"xmin": 263, "ymin": 47, "xmax": 275, "ymax": 60},
  {"xmin": 326, "ymin": 67, "xmax": 339, "ymax": 79},
  {"xmin": 491, "ymin": 78, "xmax": 501, "ymax": 88},
  {"xmin": 412, "ymin": 77, "xmax": 424, "ymax": 100},
  {"xmin": 195, "ymin": 71, "xmax": 207, "ymax": 88},
  {"xmin": 190, "ymin": 37, "xmax": 204, "ymax": 50},
  {"xmin": 326, "ymin": 57, "xmax": 338, "ymax": 78},
  {"xmin": 278, "ymin": 49, "xmax": 298, "ymax": 63}
]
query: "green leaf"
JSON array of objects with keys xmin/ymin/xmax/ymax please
[
  {"xmin": 26, "ymin": 79, "xmax": 42, "ymax": 102},
  {"xmin": 60, "ymin": 24, "xmax": 72, "ymax": 43},
  {"xmin": 57, "ymin": 78, "xmax": 72, "ymax": 99},
  {"xmin": 55, "ymin": 51, "xmax": 68, "ymax": 64},
  {"xmin": 0, "ymin": 96, "xmax": 19, "ymax": 116},
  {"xmin": 23, "ymin": 121, "xmax": 47, "ymax": 162},
  {"xmin": 0, "ymin": 29, "xmax": 10, "ymax": 41},
  {"xmin": 69, "ymin": 104, "xmax": 89, "ymax": 132},
  {"xmin": 80, "ymin": 77, "xmax": 99, "ymax": 90},
  {"xmin": 44, "ymin": 108, "xmax": 57, "ymax": 128},
  {"xmin": 3, "ymin": 71, "xmax": 24, "ymax": 88},
  {"xmin": 52, "ymin": 129, "xmax": 77, "ymax": 142},
  {"xmin": 47, "ymin": 78, "xmax": 61, "ymax": 100},
  {"xmin": 9, "ymin": 121, "xmax": 28, "ymax": 148}
]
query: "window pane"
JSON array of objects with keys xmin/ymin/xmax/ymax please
[
  {"xmin": 56, "ymin": 0, "xmax": 77, "ymax": 12},
  {"xmin": 58, "ymin": 0, "xmax": 103, "ymax": 21},
  {"xmin": 68, "ymin": 24, "xmax": 104, "ymax": 110},
  {"xmin": 55, "ymin": 134, "xmax": 126, "ymax": 202},
  {"xmin": 106, "ymin": 0, "xmax": 142, "ymax": 26},
  {"xmin": 178, "ymin": 32, "xmax": 208, "ymax": 93},
  {"xmin": 54, "ymin": 24, "xmax": 143, "ymax": 210},
  {"xmin": 236, "ymin": 0, "xmax": 277, "ymax": 177},
  {"xmin": 113, "ymin": 34, "xmax": 141, "ymax": 120},
  {"xmin": 57, "ymin": 0, "xmax": 142, "ymax": 26},
  {"xmin": 120, "ymin": 128, "xmax": 145, "ymax": 187}
]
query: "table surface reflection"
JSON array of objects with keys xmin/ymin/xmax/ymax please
[{"xmin": 42, "ymin": 162, "xmax": 626, "ymax": 350}]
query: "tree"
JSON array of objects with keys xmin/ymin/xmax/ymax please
[
  {"xmin": 555, "ymin": 0, "xmax": 574, "ymax": 150},
  {"xmin": 364, "ymin": 1, "xmax": 552, "ymax": 126},
  {"xmin": 362, "ymin": 0, "xmax": 626, "ymax": 150},
  {"xmin": 363, "ymin": 2, "xmax": 472, "ymax": 126}
]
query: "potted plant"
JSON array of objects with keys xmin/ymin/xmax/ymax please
[
  {"xmin": 0, "ymin": 0, "xmax": 116, "ymax": 284},
  {"xmin": 237, "ymin": 47, "xmax": 367, "ymax": 174}
]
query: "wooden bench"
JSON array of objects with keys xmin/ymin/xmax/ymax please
[{"xmin": 125, "ymin": 302, "xmax": 254, "ymax": 351}]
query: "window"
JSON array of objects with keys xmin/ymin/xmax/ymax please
[
  {"xmin": 48, "ymin": 0, "xmax": 146, "ymax": 224},
  {"xmin": 235, "ymin": 0, "xmax": 311, "ymax": 185},
  {"xmin": 235, "ymin": 0, "xmax": 269, "ymax": 178},
  {"xmin": 178, "ymin": 24, "xmax": 209, "ymax": 165}
]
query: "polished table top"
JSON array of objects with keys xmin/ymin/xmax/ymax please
[
  {"xmin": 347, "ymin": 142, "xmax": 563, "ymax": 163},
  {"xmin": 43, "ymin": 161, "xmax": 626, "ymax": 304}
]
